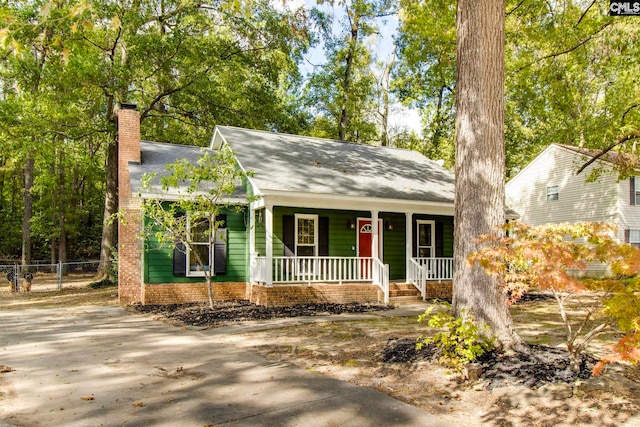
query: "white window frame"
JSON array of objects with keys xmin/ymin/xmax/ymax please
[
  {"xmin": 416, "ymin": 220, "xmax": 435, "ymax": 258},
  {"xmin": 630, "ymin": 229, "xmax": 640, "ymax": 249},
  {"xmin": 186, "ymin": 214, "xmax": 213, "ymax": 277},
  {"xmin": 634, "ymin": 177, "xmax": 640, "ymax": 206},
  {"xmin": 295, "ymin": 214, "xmax": 318, "ymax": 257},
  {"xmin": 546, "ymin": 185, "xmax": 559, "ymax": 202}
]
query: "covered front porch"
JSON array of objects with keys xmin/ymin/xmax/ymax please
[{"xmin": 248, "ymin": 199, "xmax": 455, "ymax": 304}]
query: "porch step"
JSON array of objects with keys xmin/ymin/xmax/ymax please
[{"xmin": 388, "ymin": 282, "xmax": 423, "ymax": 305}]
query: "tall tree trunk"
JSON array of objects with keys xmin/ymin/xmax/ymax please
[
  {"xmin": 58, "ymin": 158, "xmax": 67, "ymax": 273},
  {"xmin": 452, "ymin": 0, "xmax": 523, "ymax": 352},
  {"xmin": 379, "ymin": 43, "xmax": 397, "ymax": 147},
  {"xmin": 95, "ymin": 140, "xmax": 118, "ymax": 281},
  {"xmin": 339, "ymin": 11, "xmax": 360, "ymax": 141},
  {"xmin": 21, "ymin": 157, "xmax": 34, "ymax": 265}
]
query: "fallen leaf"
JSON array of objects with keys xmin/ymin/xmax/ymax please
[
  {"xmin": 133, "ymin": 402, "xmax": 145, "ymax": 407},
  {"xmin": 81, "ymin": 396, "xmax": 94, "ymax": 401}
]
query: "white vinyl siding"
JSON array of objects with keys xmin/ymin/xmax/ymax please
[{"xmin": 506, "ymin": 145, "xmax": 621, "ymax": 229}]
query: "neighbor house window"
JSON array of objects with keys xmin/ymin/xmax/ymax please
[
  {"xmin": 295, "ymin": 214, "xmax": 318, "ymax": 256},
  {"xmin": 417, "ymin": 220, "xmax": 435, "ymax": 258},
  {"xmin": 632, "ymin": 177, "xmax": 640, "ymax": 205},
  {"xmin": 630, "ymin": 230, "xmax": 640, "ymax": 249},
  {"xmin": 546, "ymin": 185, "xmax": 559, "ymax": 202}
]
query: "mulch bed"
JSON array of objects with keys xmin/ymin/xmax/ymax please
[
  {"xmin": 131, "ymin": 300, "xmax": 393, "ymax": 327},
  {"xmin": 133, "ymin": 299, "xmax": 595, "ymax": 389},
  {"xmin": 379, "ymin": 338, "xmax": 595, "ymax": 389}
]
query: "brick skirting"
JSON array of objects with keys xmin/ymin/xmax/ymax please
[
  {"xmin": 141, "ymin": 282, "xmax": 248, "ymax": 305},
  {"xmin": 130, "ymin": 282, "xmax": 383, "ymax": 306},
  {"xmin": 424, "ymin": 281, "xmax": 453, "ymax": 299},
  {"xmin": 247, "ymin": 283, "xmax": 382, "ymax": 307}
]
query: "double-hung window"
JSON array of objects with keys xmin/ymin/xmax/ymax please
[
  {"xmin": 630, "ymin": 230, "xmax": 640, "ymax": 249},
  {"xmin": 187, "ymin": 215, "xmax": 212, "ymax": 276},
  {"xmin": 295, "ymin": 214, "xmax": 318, "ymax": 256},
  {"xmin": 546, "ymin": 185, "xmax": 559, "ymax": 202}
]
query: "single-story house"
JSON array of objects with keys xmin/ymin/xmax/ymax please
[
  {"xmin": 117, "ymin": 104, "xmax": 456, "ymax": 306},
  {"xmin": 505, "ymin": 143, "xmax": 640, "ymax": 275}
]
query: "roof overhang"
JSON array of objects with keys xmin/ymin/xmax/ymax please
[{"xmin": 249, "ymin": 190, "xmax": 454, "ymax": 216}]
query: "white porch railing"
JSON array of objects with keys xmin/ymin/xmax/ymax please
[
  {"xmin": 414, "ymin": 257, "xmax": 454, "ymax": 281},
  {"xmin": 408, "ymin": 258, "xmax": 425, "ymax": 299},
  {"xmin": 252, "ymin": 256, "xmax": 390, "ymax": 302}
]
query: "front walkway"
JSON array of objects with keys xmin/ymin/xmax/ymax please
[{"xmin": 0, "ymin": 305, "xmax": 451, "ymax": 427}]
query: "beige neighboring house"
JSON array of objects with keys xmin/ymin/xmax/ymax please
[{"xmin": 505, "ymin": 143, "xmax": 640, "ymax": 275}]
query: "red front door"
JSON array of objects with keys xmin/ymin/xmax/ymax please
[{"xmin": 358, "ymin": 219, "xmax": 381, "ymax": 279}]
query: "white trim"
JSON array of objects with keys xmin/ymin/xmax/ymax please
[
  {"xmin": 416, "ymin": 220, "xmax": 435, "ymax": 258},
  {"xmin": 137, "ymin": 192, "xmax": 247, "ymax": 204},
  {"xmin": 251, "ymin": 191, "xmax": 454, "ymax": 215},
  {"xmin": 405, "ymin": 212, "xmax": 413, "ymax": 280},
  {"xmin": 294, "ymin": 213, "xmax": 319, "ymax": 256},
  {"xmin": 265, "ymin": 204, "xmax": 273, "ymax": 286}
]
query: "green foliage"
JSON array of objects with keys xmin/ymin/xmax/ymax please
[
  {"xmin": 140, "ymin": 145, "xmax": 254, "ymax": 308},
  {"xmin": 395, "ymin": 0, "xmax": 640, "ymax": 176},
  {"xmin": 417, "ymin": 303, "xmax": 494, "ymax": 372},
  {"xmin": 470, "ymin": 222, "xmax": 640, "ymax": 373}
]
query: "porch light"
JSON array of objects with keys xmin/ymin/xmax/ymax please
[
  {"xmin": 347, "ymin": 218, "xmax": 355, "ymax": 229},
  {"xmin": 385, "ymin": 221, "xmax": 394, "ymax": 231}
]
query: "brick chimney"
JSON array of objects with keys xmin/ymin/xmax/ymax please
[
  {"xmin": 117, "ymin": 102, "xmax": 143, "ymax": 305},
  {"xmin": 117, "ymin": 103, "xmax": 140, "ymax": 206}
]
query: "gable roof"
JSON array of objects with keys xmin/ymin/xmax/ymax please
[{"xmin": 213, "ymin": 126, "xmax": 455, "ymax": 204}]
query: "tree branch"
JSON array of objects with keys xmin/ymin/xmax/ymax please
[
  {"xmin": 514, "ymin": 23, "xmax": 610, "ymax": 74},
  {"xmin": 576, "ymin": 131, "xmax": 640, "ymax": 175}
]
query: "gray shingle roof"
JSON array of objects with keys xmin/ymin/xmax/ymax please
[
  {"xmin": 130, "ymin": 141, "xmax": 246, "ymax": 199},
  {"xmin": 215, "ymin": 126, "xmax": 455, "ymax": 204}
]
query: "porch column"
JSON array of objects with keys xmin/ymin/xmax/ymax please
[
  {"xmin": 405, "ymin": 212, "xmax": 412, "ymax": 280},
  {"xmin": 265, "ymin": 204, "xmax": 273, "ymax": 286},
  {"xmin": 248, "ymin": 206, "xmax": 256, "ymax": 282},
  {"xmin": 371, "ymin": 210, "xmax": 379, "ymax": 259}
]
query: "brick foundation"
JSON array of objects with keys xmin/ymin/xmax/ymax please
[
  {"xmin": 247, "ymin": 283, "xmax": 382, "ymax": 307},
  {"xmin": 424, "ymin": 281, "xmax": 453, "ymax": 299},
  {"xmin": 142, "ymin": 282, "xmax": 247, "ymax": 305}
]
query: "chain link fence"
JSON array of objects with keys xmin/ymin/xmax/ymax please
[{"xmin": 1, "ymin": 260, "xmax": 112, "ymax": 293}]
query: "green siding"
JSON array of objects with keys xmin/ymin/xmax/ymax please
[
  {"xmin": 381, "ymin": 213, "xmax": 406, "ymax": 280},
  {"xmin": 144, "ymin": 207, "xmax": 249, "ymax": 284}
]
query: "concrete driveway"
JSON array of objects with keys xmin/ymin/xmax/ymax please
[{"xmin": 0, "ymin": 306, "xmax": 452, "ymax": 427}]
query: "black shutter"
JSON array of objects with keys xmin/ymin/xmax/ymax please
[
  {"xmin": 283, "ymin": 215, "xmax": 295, "ymax": 256},
  {"xmin": 213, "ymin": 228, "xmax": 227, "ymax": 275},
  {"xmin": 435, "ymin": 222, "xmax": 444, "ymax": 257},
  {"xmin": 319, "ymin": 217, "xmax": 329, "ymax": 256},
  {"xmin": 173, "ymin": 242, "xmax": 187, "ymax": 276},
  {"xmin": 625, "ymin": 229, "xmax": 630, "ymax": 244},
  {"xmin": 215, "ymin": 214, "xmax": 227, "ymax": 228},
  {"xmin": 631, "ymin": 177, "xmax": 636, "ymax": 206}
]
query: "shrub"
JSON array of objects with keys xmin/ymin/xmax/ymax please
[
  {"xmin": 470, "ymin": 221, "xmax": 640, "ymax": 374},
  {"xmin": 417, "ymin": 303, "xmax": 494, "ymax": 372}
]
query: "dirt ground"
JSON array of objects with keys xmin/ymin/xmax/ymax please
[
  {"xmin": 217, "ymin": 303, "xmax": 640, "ymax": 427},
  {"xmin": 2, "ymin": 288, "xmax": 639, "ymax": 426}
]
